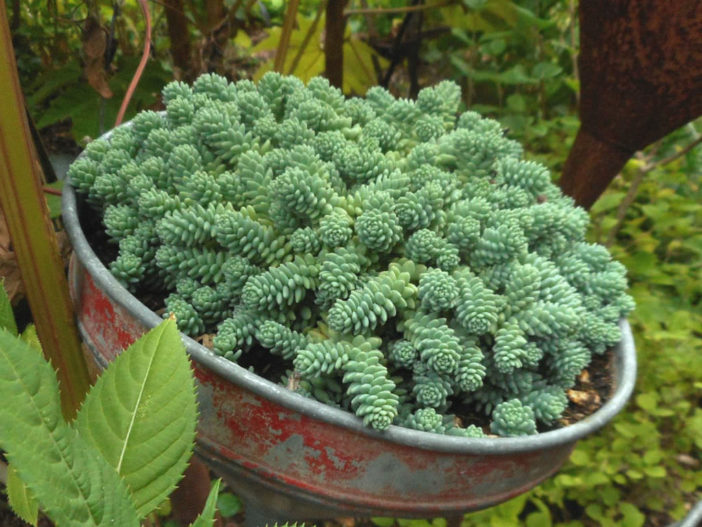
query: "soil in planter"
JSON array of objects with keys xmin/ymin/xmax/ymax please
[
  {"xmin": 80, "ymin": 204, "xmax": 168, "ymax": 312},
  {"xmin": 78, "ymin": 203, "xmax": 612, "ymax": 435},
  {"xmin": 559, "ymin": 349, "xmax": 614, "ymax": 428}
]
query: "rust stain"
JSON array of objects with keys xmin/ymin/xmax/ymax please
[{"xmin": 561, "ymin": 0, "xmax": 702, "ymax": 208}]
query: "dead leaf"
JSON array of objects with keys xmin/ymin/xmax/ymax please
[
  {"xmin": 0, "ymin": 206, "xmax": 25, "ymax": 303},
  {"xmin": 82, "ymin": 16, "xmax": 113, "ymax": 99},
  {"xmin": 287, "ymin": 371, "xmax": 302, "ymax": 391},
  {"xmin": 676, "ymin": 454, "xmax": 700, "ymax": 468},
  {"xmin": 567, "ymin": 389, "xmax": 601, "ymax": 407},
  {"xmin": 197, "ymin": 333, "xmax": 216, "ymax": 349},
  {"xmin": 333, "ymin": 518, "xmax": 356, "ymax": 527}
]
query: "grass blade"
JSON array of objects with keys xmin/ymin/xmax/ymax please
[{"xmin": 188, "ymin": 479, "xmax": 221, "ymax": 527}]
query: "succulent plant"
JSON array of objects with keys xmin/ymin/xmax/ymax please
[{"xmin": 68, "ymin": 72, "xmax": 634, "ymax": 436}]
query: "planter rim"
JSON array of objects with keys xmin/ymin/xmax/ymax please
[{"xmin": 62, "ymin": 140, "xmax": 637, "ymax": 456}]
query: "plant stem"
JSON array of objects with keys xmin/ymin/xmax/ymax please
[
  {"xmin": 345, "ymin": 0, "xmax": 455, "ymax": 17},
  {"xmin": 163, "ymin": 0, "xmax": 192, "ymax": 77},
  {"xmin": 325, "ymin": 0, "xmax": 347, "ymax": 88},
  {"xmin": 604, "ymin": 153, "xmax": 650, "ymax": 247},
  {"xmin": 381, "ymin": 0, "xmax": 421, "ymax": 87},
  {"xmin": 287, "ymin": 0, "xmax": 324, "ymax": 75},
  {"xmin": 569, "ymin": 0, "xmax": 579, "ymax": 107},
  {"xmin": 0, "ymin": 1, "xmax": 91, "ymax": 418},
  {"xmin": 273, "ymin": 0, "xmax": 300, "ymax": 73},
  {"xmin": 10, "ymin": 0, "xmax": 19, "ymax": 30},
  {"xmin": 605, "ymin": 136, "xmax": 701, "ymax": 246},
  {"xmin": 115, "ymin": 0, "xmax": 152, "ymax": 126},
  {"xmin": 406, "ymin": 1, "xmax": 424, "ymax": 98},
  {"xmin": 654, "ymin": 135, "xmax": 702, "ymax": 167}
]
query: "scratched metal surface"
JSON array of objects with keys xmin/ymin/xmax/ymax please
[{"xmin": 63, "ymin": 180, "xmax": 637, "ymax": 519}]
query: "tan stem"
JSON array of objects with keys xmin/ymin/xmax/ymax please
[
  {"xmin": 274, "ymin": 0, "xmax": 300, "ymax": 73},
  {"xmin": 287, "ymin": 0, "xmax": 324, "ymax": 75},
  {"xmin": 0, "ymin": 0, "xmax": 91, "ymax": 418}
]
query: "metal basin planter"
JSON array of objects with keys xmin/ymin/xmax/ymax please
[{"xmin": 63, "ymin": 182, "xmax": 637, "ymax": 524}]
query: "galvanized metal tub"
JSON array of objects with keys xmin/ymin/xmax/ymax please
[{"xmin": 62, "ymin": 181, "xmax": 637, "ymax": 522}]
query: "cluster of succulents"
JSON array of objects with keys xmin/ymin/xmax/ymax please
[{"xmin": 67, "ymin": 72, "xmax": 634, "ymax": 437}]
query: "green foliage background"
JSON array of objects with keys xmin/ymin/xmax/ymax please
[{"xmin": 7, "ymin": 0, "xmax": 702, "ymax": 525}]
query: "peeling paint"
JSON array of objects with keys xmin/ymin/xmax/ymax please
[
  {"xmin": 347, "ymin": 452, "xmax": 446, "ymax": 495},
  {"xmin": 323, "ymin": 446, "xmax": 347, "ymax": 470},
  {"xmin": 263, "ymin": 434, "xmax": 319, "ymax": 471},
  {"xmin": 280, "ymin": 411, "xmax": 301, "ymax": 422}
]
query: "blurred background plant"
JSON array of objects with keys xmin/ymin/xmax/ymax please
[{"xmin": 5, "ymin": 0, "xmax": 701, "ymax": 525}]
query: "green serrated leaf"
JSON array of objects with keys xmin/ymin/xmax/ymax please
[
  {"xmin": 591, "ymin": 192, "xmax": 625, "ymax": 215},
  {"xmin": 0, "ymin": 279, "xmax": 18, "ymax": 336},
  {"xmin": 75, "ymin": 319, "xmax": 198, "ymax": 518},
  {"xmin": 188, "ymin": 479, "xmax": 221, "ymax": 527},
  {"xmin": 6, "ymin": 463, "xmax": 39, "ymax": 526},
  {"xmin": 233, "ymin": 31, "xmax": 252, "ymax": 48},
  {"xmin": 619, "ymin": 503, "xmax": 645, "ymax": 527},
  {"xmin": 643, "ymin": 465, "xmax": 666, "ymax": 478},
  {"xmin": 636, "ymin": 393, "xmax": 658, "ymax": 412},
  {"xmin": 217, "ymin": 492, "xmax": 243, "ymax": 518},
  {"xmin": 568, "ymin": 449, "xmax": 589, "ymax": 466},
  {"xmin": 0, "ymin": 328, "xmax": 140, "ymax": 527},
  {"xmin": 525, "ymin": 511, "xmax": 552, "ymax": 527},
  {"xmin": 20, "ymin": 324, "xmax": 42, "ymax": 353},
  {"xmin": 531, "ymin": 62, "xmax": 562, "ymax": 80}
]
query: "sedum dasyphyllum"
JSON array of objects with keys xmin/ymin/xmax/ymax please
[{"xmin": 68, "ymin": 72, "xmax": 634, "ymax": 437}]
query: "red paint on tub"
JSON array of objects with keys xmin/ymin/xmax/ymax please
[{"xmin": 73, "ymin": 253, "xmax": 579, "ymax": 517}]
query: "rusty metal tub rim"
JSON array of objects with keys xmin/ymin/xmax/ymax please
[{"xmin": 62, "ymin": 180, "xmax": 637, "ymax": 456}]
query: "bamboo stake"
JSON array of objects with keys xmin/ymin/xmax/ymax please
[{"xmin": 0, "ymin": 0, "xmax": 91, "ymax": 418}]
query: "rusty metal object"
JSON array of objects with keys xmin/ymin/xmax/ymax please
[
  {"xmin": 561, "ymin": 0, "xmax": 702, "ymax": 208},
  {"xmin": 63, "ymin": 179, "xmax": 637, "ymax": 524}
]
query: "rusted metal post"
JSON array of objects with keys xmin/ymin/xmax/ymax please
[
  {"xmin": 561, "ymin": 0, "xmax": 702, "ymax": 209},
  {"xmin": 0, "ymin": 0, "xmax": 91, "ymax": 417}
]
